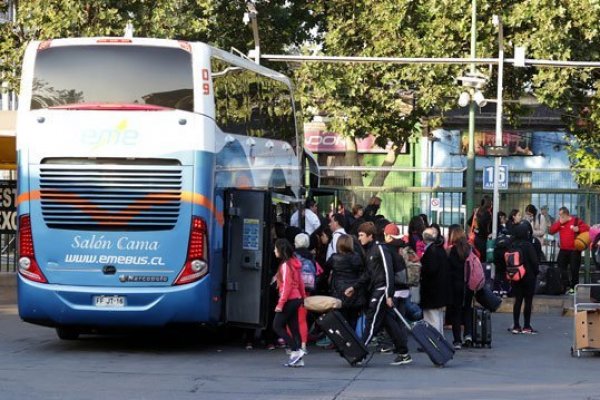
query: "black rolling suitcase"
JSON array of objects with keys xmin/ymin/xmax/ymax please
[
  {"xmin": 393, "ymin": 307, "xmax": 454, "ymax": 366},
  {"xmin": 545, "ymin": 264, "xmax": 564, "ymax": 295},
  {"xmin": 316, "ymin": 310, "xmax": 369, "ymax": 366},
  {"xmin": 472, "ymin": 306, "xmax": 492, "ymax": 348}
]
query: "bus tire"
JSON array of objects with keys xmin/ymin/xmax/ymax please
[{"xmin": 56, "ymin": 327, "xmax": 80, "ymax": 340}]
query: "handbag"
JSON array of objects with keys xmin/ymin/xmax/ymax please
[
  {"xmin": 474, "ymin": 285, "xmax": 502, "ymax": 312},
  {"xmin": 304, "ymin": 295, "xmax": 342, "ymax": 312}
]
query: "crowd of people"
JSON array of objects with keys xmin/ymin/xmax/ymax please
[{"xmin": 259, "ymin": 195, "xmax": 595, "ymax": 368}]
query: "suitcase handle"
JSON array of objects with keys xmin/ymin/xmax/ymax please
[{"xmin": 392, "ymin": 306, "xmax": 413, "ymax": 331}]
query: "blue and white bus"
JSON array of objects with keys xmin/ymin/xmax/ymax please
[{"xmin": 16, "ymin": 37, "xmax": 306, "ymax": 339}]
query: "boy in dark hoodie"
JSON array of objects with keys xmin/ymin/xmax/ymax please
[{"xmin": 345, "ymin": 222, "xmax": 412, "ymax": 366}]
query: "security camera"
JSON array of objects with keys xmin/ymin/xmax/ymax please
[
  {"xmin": 456, "ymin": 75, "xmax": 488, "ymax": 89},
  {"xmin": 458, "ymin": 92, "xmax": 471, "ymax": 107},
  {"xmin": 473, "ymin": 91, "xmax": 487, "ymax": 107}
]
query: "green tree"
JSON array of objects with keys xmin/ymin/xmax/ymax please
[
  {"xmin": 0, "ymin": 0, "xmax": 319, "ymax": 91},
  {"xmin": 507, "ymin": 0, "xmax": 600, "ymax": 185},
  {"xmin": 295, "ymin": 0, "xmax": 600, "ymax": 186}
]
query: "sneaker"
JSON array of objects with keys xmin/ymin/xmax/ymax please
[
  {"xmin": 390, "ymin": 353, "xmax": 413, "ymax": 366},
  {"xmin": 379, "ymin": 345, "xmax": 394, "ymax": 353},
  {"xmin": 567, "ymin": 288, "xmax": 575, "ymax": 295},
  {"xmin": 289, "ymin": 359, "xmax": 304, "ymax": 367},
  {"xmin": 316, "ymin": 336, "xmax": 332, "ymax": 347},
  {"xmin": 277, "ymin": 338, "xmax": 286, "ymax": 348},
  {"xmin": 522, "ymin": 327, "xmax": 538, "ymax": 335},
  {"xmin": 284, "ymin": 359, "xmax": 305, "ymax": 367},
  {"xmin": 287, "ymin": 349, "xmax": 306, "ymax": 366},
  {"xmin": 463, "ymin": 335, "xmax": 473, "ymax": 347},
  {"xmin": 511, "ymin": 327, "xmax": 522, "ymax": 334},
  {"xmin": 245, "ymin": 343, "xmax": 253, "ymax": 350},
  {"xmin": 453, "ymin": 342, "xmax": 462, "ymax": 350}
]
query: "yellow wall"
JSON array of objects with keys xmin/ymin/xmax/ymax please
[{"xmin": 0, "ymin": 111, "xmax": 16, "ymax": 170}]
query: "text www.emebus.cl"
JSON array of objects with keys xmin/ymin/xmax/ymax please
[{"xmin": 64, "ymin": 254, "xmax": 165, "ymax": 266}]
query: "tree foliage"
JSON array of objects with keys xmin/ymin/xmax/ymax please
[
  {"xmin": 295, "ymin": 0, "xmax": 600, "ymax": 185},
  {"xmin": 0, "ymin": 0, "xmax": 319, "ymax": 91}
]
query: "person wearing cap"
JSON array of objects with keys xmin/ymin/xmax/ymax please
[{"xmin": 383, "ymin": 223, "xmax": 412, "ymax": 349}]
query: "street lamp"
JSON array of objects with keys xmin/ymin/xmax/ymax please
[
  {"xmin": 457, "ymin": 71, "xmax": 489, "ymax": 218},
  {"xmin": 243, "ymin": 1, "xmax": 261, "ymax": 64},
  {"xmin": 491, "ymin": 14, "xmax": 505, "ymax": 240}
]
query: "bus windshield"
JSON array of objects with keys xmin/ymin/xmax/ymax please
[{"xmin": 31, "ymin": 45, "xmax": 193, "ymax": 111}]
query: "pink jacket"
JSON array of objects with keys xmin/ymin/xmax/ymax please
[{"xmin": 276, "ymin": 257, "xmax": 306, "ymax": 310}]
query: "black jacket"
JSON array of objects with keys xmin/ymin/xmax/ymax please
[
  {"xmin": 473, "ymin": 208, "xmax": 492, "ymax": 239},
  {"xmin": 447, "ymin": 245, "xmax": 471, "ymax": 307},
  {"xmin": 420, "ymin": 241, "xmax": 451, "ymax": 309},
  {"xmin": 328, "ymin": 253, "xmax": 363, "ymax": 294},
  {"xmin": 511, "ymin": 221, "xmax": 539, "ymax": 280},
  {"xmin": 384, "ymin": 239, "xmax": 409, "ymax": 290},
  {"xmin": 354, "ymin": 241, "xmax": 395, "ymax": 299}
]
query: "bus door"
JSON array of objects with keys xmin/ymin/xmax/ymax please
[{"xmin": 223, "ymin": 189, "xmax": 272, "ymax": 328}]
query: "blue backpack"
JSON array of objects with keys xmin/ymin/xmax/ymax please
[{"xmin": 296, "ymin": 254, "xmax": 316, "ymax": 292}]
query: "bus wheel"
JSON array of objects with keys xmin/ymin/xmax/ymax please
[{"xmin": 56, "ymin": 327, "xmax": 80, "ymax": 340}]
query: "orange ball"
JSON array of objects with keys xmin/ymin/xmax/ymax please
[{"xmin": 575, "ymin": 231, "xmax": 590, "ymax": 251}]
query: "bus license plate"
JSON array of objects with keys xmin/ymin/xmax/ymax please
[{"xmin": 93, "ymin": 295, "xmax": 126, "ymax": 307}]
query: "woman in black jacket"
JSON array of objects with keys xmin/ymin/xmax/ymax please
[
  {"xmin": 446, "ymin": 226, "xmax": 474, "ymax": 349},
  {"xmin": 509, "ymin": 220, "xmax": 539, "ymax": 334},
  {"xmin": 327, "ymin": 234, "xmax": 365, "ymax": 329}
]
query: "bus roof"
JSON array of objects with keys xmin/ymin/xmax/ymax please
[{"xmin": 31, "ymin": 37, "xmax": 293, "ymax": 89}]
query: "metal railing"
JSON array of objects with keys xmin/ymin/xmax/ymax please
[
  {"xmin": 314, "ymin": 165, "xmax": 600, "ymax": 282},
  {"xmin": 0, "ymin": 232, "xmax": 16, "ymax": 273}
]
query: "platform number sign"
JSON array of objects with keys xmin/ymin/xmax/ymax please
[{"xmin": 483, "ymin": 165, "xmax": 508, "ymax": 190}]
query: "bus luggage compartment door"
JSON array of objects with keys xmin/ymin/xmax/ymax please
[{"xmin": 224, "ymin": 189, "xmax": 271, "ymax": 328}]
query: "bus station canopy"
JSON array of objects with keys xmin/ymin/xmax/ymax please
[{"xmin": 0, "ymin": 111, "xmax": 16, "ymax": 170}]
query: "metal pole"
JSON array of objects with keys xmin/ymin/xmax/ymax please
[
  {"xmin": 492, "ymin": 16, "xmax": 504, "ymax": 239},
  {"xmin": 250, "ymin": 14, "xmax": 260, "ymax": 64},
  {"xmin": 466, "ymin": 0, "xmax": 477, "ymax": 220}
]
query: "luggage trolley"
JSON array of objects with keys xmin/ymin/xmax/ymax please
[{"xmin": 571, "ymin": 283, "xmax": 600, "ymax": 357}]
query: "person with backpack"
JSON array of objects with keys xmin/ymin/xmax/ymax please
[
  {"xmin": 344, "ymin": 222, "xmax": 413, "ymax": 366},
  {"xmin": 446, "ymin": 225, "xmax": 475, "ymax": 349},
  {"xmin": 383, "ymin": 222, "xmax": 415, "ymax": 325},
  {"xmin": 470, "ymin": 196, "xmax": 493, "ymax": 262},
  {"xmin": 294, "ymin": 233, "xmax": 318, "ymax": 352},
  {"xmin": 327, "ymin": 234, "xmax": 365, "ymax": 330},
  {"xmin": 506, "ymin": 221, "xmax": 540, "ymax": 334},
  {"xmin": 548, "ymin": 207, "xmax": 590, "ymax": 294},
  {"xmin": 272, "ymin": 238, "xmax": 307, "ymax": 367}
]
